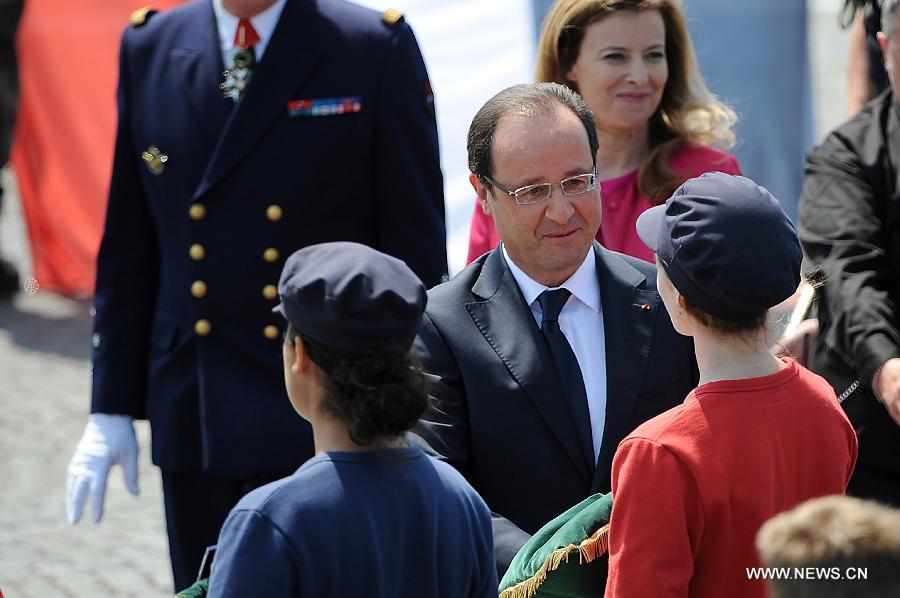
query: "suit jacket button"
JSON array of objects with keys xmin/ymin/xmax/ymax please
[
  {"xmin": 194, "ymin": 319, "xmax": 212, "ymax": 336},
  {"xmin": 191, "ymin": 280, "xmax": 208, "ymax": 298},
  {"xmin": 189, "ymin": 203, "xmax": 206, "ymax": 220},
  {"xmin": 262, "ymin": 284, "xmax": 278, "ymax": 300},
  {"xmin": 266, "ymin": 204, "xmax": 283, "ymax": 222},
  {"xmin": 263, "ymin": 247, "xmax": 280, "ymax": 262},
  {"xmin": 189, "ymin": 243, "xmax": 206, "ymax": 261},
  {"xmin": 263, "ymin": 325, "xmax": 279, "ymax": 340}
]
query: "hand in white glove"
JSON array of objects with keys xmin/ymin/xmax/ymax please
[{"xmin": 66, "ymin": 413, "xmax": 139, "ymax": 524}]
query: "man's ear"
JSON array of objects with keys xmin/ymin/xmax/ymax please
[
  {"xmin": 470, "ymin": 173, "xmax": 493, "ymax": 215},
  {"xmin": 879, "ymin": 30, "xmax": 890, "ymax": 58}
]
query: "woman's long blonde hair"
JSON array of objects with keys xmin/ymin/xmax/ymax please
[{"xmin": 535, "ymin": 0, "xmax": 737, "ymax": 202}]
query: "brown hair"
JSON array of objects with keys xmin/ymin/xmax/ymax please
[
  {"xmin": 683, "ymin": 301, "xmax": 766, "ymax": 334},
  {"xmin": 285, "ymin": 324, "xmax": 428, "ymax": 446},
  {"xmin": 535, "ymin": 0, "xmax": 737, "ymax": 202}
]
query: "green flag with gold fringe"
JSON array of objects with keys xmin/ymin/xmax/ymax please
[
  {"xmin": 175, "ymin": 579, "xmax": 208, "ymax": 597},
  {"xmin": 498, "ymin": 492, "xmax": 613, "ymax": 598}
]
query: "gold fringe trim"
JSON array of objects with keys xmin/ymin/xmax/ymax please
[{"xmin": 498, "ymin": 524, "xmax": 610, "ymax": 598}]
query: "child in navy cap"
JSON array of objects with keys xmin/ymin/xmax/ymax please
[
  {"xmin": 207, "ymin": 242, "xmax": 497, "ymax": 597},
  {"xmin": 605, "ymin": 173, "xmax": 858, "ymax": 597}
]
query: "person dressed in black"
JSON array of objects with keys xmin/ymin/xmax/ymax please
[
  {"xmin": 207, "ymin": 242, "xmax": 497, "ymax": 597},
  {"xmin": 800, "ymin": 0, "xmax": 900, "ymax": 506}
]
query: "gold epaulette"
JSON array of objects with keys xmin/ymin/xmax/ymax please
[
  {"xmin": 130, "ymin": 6, "xmax": 158, "ymax": 27},
  {"xmin": 381, "ymin": 8, "xmax": 404, "ymax": 27}
]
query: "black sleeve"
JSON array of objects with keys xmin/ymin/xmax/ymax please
[
  {"xmin": 410, "ymin": 311, "xmax": 531, "ymax": 577},
  {"xmin": 411, "ymin": 312, "xmax": 471, "ymax": 474},
  {"xmin": 798, "ymin": 130, "xmax": 900, "ymax": 388},
  {"xmin": 371, "ymin": 21, "xmax": 447, "ymax": 288},
  {"xmin": 90, "ymin": 27, "xmax": 159, "ymax": 418}
]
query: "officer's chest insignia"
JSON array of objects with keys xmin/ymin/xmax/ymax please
[
  {"xmin": 287, "ymin": 97, "xmax": 362, "ymax": 117},
  {"xmin": 141, "ymin": 145, "xmax": 168, "ymax": 175}
]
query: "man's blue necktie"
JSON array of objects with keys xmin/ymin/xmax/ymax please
[{"xmin": 538, "ymin": 288, "xmax": 595, "ymax": 472}]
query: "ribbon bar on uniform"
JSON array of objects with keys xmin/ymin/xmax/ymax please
[{"xmin": 287, "ymin": 96, "xmax": 362, "ymax": 117}]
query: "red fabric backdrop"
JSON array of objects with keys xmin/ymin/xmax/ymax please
[{"xmin": 11, "ymin": 0, "xmax": 183, "ymax": 295}]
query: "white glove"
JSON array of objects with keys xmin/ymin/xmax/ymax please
[{"xmin": 66, "ymin": 413, "xmax": 139, "ymax": 524}]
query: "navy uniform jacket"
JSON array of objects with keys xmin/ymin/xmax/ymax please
[
  {"xmin": 207, "ymin": 446, "xmax": 498, "ymax": 597},
  {"xmin": 412, "ymin": 243, "xmax": 698, "ymax": 573},
  {"xmin": 90, "ymin": 0, "xmax": 447, "ymax": 476}
]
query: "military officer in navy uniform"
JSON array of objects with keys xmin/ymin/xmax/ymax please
[{"xmin": 64, "ymin": 0, "xmax": 447, "ymax": 590}]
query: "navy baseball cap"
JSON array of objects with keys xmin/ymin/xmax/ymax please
[
  {"xmin": 635, "ymin": 172, "xmax": 801, "ymax": 322},
  {"xmin": 273, "ymin": 242, "xmax": 426, "ymax": 352}
]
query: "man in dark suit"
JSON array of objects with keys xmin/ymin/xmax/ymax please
[
  {"xmin": 412, "ymin": 83, "xmax": 697, "ymax": 575},
  {"xmin": 64, "ymin": 0, "xmax": 446, "ymax": 589}
]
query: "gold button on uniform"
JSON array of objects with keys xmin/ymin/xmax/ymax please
[
  {"xmin": 262, "ymin": 284, "xmax": 278, "ymax": 300},
  {"xmin": 263, "ymin": 325, "xmax": 279, "ymax": 340},
  {"xmin": 266, "ymin": 204, "xmax": 283, "ymax": 222},
  {"xmin": 194, "ymin": 319, "xmax": 212, "ymax": 336},
  {"xmin": 189, "ymin": 203, "xmax": 206, "ymax": 220},
  {"xmin": 189, "ymin": 244, "xmax": 205, "ymax": 261},
  {"xmin": 263, "ymin": 247, "xmax": 280, "ymax": 263},
  {"xmin": 191, "ymin": 280, "xmax": 207, "ymax": 298}
]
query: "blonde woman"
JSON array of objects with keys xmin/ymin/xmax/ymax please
[{"xmin": 467, "ymin": 0, "xmax": 739, "ymax": 263}]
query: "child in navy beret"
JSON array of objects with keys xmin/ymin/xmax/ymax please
[{"xmin": 207, "ymin": 242, "xmax": 497, "ymax": 597}]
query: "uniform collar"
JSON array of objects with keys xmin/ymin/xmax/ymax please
[{"xmin": 212, "ymin": 0, "xmax": 287, "ymax": 62}]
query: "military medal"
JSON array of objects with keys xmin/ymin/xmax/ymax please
[
  {"xmin": 220, "ymin": 49, "xmax": 255, "ymax": 102},
  {"xmin": 220, "ymin": 18, "xmax": 260, "ymax": 102},
  {"xmin": 141, "ymin": 145, "xmax": 167, "ymax": 175}
]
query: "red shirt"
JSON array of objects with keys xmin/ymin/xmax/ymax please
[
  {"xmin": 606, "ymin": 360, "xmax": 857, "ymax": 598},
  {"xmin": 466, "ymin": 144, "xmax": 741, "ymax": 264}
]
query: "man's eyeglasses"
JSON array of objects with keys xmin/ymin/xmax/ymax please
[{"xmin": 482, "ymin": 173, "xmax": 598, "ymax": 205}]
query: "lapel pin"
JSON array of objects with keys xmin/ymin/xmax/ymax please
[
  {"xmin": 634, "ymin": 303, "xmax": 651, "ymax": 311},
  {"xmin": 141, "ymin": 146, "xmax": 167, "ymax": 175}
]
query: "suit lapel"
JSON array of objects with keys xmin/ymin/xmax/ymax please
[
  {"xmin": 466, "ymin": 250, "xmax": 593, "ymax": 485},
  {"xmin": 195, "ymin": 0, "xmax": 321, "ymax": 200},
  {"xmin": 592, "ymin": 245, "xmax": 659, "ymax": 492},
  {"xmin": 171, "ymin": 2, "xmax": 233, "ymax": 140}
]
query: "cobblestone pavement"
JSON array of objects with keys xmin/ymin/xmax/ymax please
[
  {"xmin": 0, "ymin": 2, "xmax": 850, "ymax": 595},
  {"xmin": 0, "ymin": 168, "xmax": 172, "ymax": 596}
]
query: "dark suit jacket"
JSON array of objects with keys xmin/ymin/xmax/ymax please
[
  {"xmin": 412, "ymin": 243, "xmax": 697, "ymax": 573},
  {"xmin": 90, "ymin": 0, "xmax": 446, "ymax": 476}
]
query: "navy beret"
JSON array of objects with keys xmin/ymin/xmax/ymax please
[
  {"xmin": 273, "ymin": 242, "xmax": 426, "ymax": 352},
  {"xmin": 636, "ymin": 172, "xmax": 801, "ymax": 322}
]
